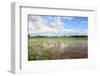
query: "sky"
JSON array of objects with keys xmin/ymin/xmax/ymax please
[{"xmin": 28, "ymin": 15, "xmax": 88, "ymax": 36}]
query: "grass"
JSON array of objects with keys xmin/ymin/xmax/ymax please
[{"xmin": 28, "ymin": 36, "xmax": 88, "ymax": 61}]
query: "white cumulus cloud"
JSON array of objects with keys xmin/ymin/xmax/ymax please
[{"xmin": 28, "ymin": 15, "xmax": 87, "ymax": 36}]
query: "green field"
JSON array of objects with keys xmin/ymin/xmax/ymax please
[{"xmin": 28, "ymin": 36, "xmax": 88, "ymax": 61}]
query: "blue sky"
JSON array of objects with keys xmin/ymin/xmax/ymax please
[{"xmin": 28, "ymin": 15, "xmax": 88, "ymax": 36}]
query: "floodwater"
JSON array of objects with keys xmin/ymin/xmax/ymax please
[{"xmin": 28, "ymin": 38, "xmax": 88, "ymax": 60}]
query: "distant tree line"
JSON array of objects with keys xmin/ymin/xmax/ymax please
[{"xmin": 28, "ymin": 34, "xmax": 87, "ymax": 38}]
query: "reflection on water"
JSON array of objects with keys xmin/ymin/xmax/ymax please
[
  {"xmin": 29, "ymin": 39, "xmax": 87, "ymax": 51},
  {"xmin": 28, "ymin": 39, "xmax": 88, "ymax": 60}
]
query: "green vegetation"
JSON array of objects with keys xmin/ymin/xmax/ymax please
[
  {"xmin": 28, "ymin": 36, "xmax": 88, "ymax": 61},
  {"xmin": 29, "ymin": 36, "xmax": 87, "ymax": 40}
]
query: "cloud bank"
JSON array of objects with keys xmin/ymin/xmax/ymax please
[{"xmin": 28, "ymin": 15, "xmax": 88, "ymax": 36}]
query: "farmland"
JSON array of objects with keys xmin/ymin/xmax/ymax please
[{"xmin": 28, "ymin": 36, "xmax": 88, "ymax": 61}]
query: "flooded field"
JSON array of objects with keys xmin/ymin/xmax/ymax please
[{"xmin": 28, "ymin": 37, "xmax": 88, "ymax": 61}]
